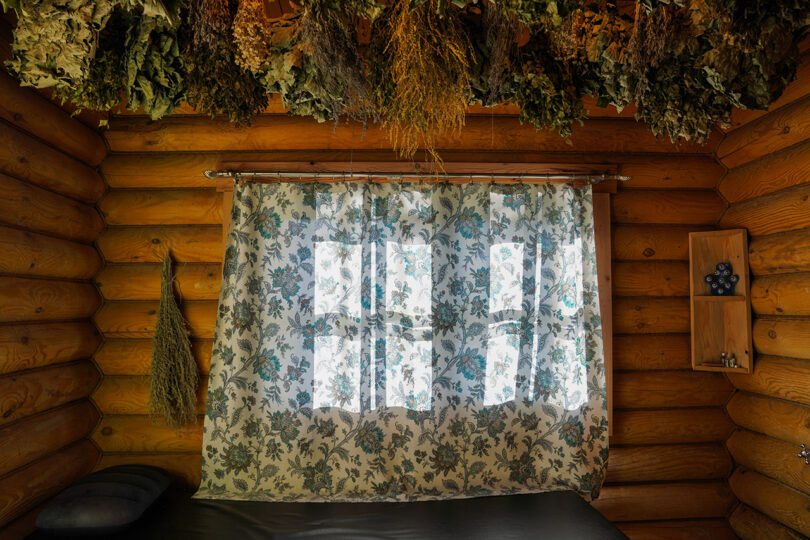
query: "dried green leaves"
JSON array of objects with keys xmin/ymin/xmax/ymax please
[{"xmin": 6, "ymin": 0, "xmax": 114, "ymax": 89}]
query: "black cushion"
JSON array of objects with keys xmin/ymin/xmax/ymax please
[
  {"xmin": 32, "ymin": 489, "xmax": 626, "ymax": 539},
  {"xmin": 35, "ymin": 465, "xmax": 171, "ymax": 536}
]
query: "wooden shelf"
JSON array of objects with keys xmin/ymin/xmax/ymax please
[{"xmin": 689, "ymin": 230, "xmax": 753, "ymax": 374}]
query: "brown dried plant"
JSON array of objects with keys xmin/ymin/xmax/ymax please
[
  {"xmin": 148, "ymin": 253, "xmax": 198, "ymax": 431},
  {"xmin": 628, "ymin": 0, "xmax": 676, "ymax": 98},
  {"xmin": 378, "ymin": 0, "xmax": 474, "ymax": 161},
  {"xmin": 232, "ymin": 0, "xmax": 274, "ymax": 72},
  {"xmin": 297, "ymin": 2, "xmax": 375, "ymax": 124}
]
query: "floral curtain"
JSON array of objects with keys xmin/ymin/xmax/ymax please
[{"xmin": 196, "ymin": 181, "xmax": 608, "ymax": 502}]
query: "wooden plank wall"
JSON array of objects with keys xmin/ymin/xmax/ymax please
[
  {"xmin": 92, "ymin": 111, "xmax": 736, "ymax": 537},
  {"xmin": 0, "ymin": 73, "xmax": 107, "ymax": 534},
  {"xmin": 716, "ymin": 61, "xmax": 810, "ymax": 539}
]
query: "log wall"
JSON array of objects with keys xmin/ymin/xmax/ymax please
[
  {"xmin": 717, "ymin": 64, "xmax": 810, "ymax": 539},
  {"xmin": 92, "ymin": 112, "xmax": 736, "ymax": 537},
  {"xmin": 0, "ymin": 84, "xmax": 106, "ymax": 534}
]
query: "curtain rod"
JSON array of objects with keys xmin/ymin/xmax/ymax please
[{"xmin": 203, "ymin": 170, "xmax": 630, "ymax": 184}]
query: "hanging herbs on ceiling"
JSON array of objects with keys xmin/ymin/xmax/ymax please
[
  {"xmin": 5, "ymin": 0, "xmax": 115, "ymax": 89},
  {"xmin": 296, "ymin": 0, "xmax": 377, "ymax": 124},
  {"xmin": 3, "ymin": 0, "xmax": 809, "ymax": 154},
  {"xmin": 123, "ymin": 12, "xmax": 186, "ymax": 120},
  {"xmin": 368, "ymin": 0, "xmax": 474, "ymax": 160},
  {"xmin": 184, "ymin": 0, "xmax": 268, "ymax": 125}
]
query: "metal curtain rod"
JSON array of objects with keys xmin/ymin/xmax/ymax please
[{"xmin": 203, "ymin": 170, "xmax": 630, "ymax": 184}]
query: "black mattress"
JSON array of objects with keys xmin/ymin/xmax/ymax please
[{"xmin": 29, "ymin": 490, "xmax": 627, "ymax": 539}]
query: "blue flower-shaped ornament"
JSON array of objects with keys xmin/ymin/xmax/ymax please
[{"xmin": 704, "ymin": 262, "xmax": 739, "ymax": 296}]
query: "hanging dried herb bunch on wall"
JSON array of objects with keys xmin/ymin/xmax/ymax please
[{"xmin": 369, "ymin": 0, "xmax": 474, "ymax": 160}]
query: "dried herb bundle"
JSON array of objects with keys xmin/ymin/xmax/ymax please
[
  {"xmin": 52, "ymin": 10, "xmax": 133, "ymax": 116},
  {"xmin": 149, "ymin": 252, "xmax": 198, "ymax": 431},
  {"xmin": 369, "ymin": 0, "xmax": 474, "ymax": 160},
  {"xmin": 513, "ymin": 30, "xmax": 585, "ymax": 138},
  {"xmin": 296, "ymin": 0, "xmax": 375, "ymax": 124},
  {"xmin": 232, "ymin": 0, "xmax": 274, "ymax": 73},
  {"xmin": 469, "ymin": 2, "xmax": 520, "ymax": 106},
  {"xmin": 123, "ymin": 14, "xmax": 186, "ymax": 120},
  {"xmin": 185, "ymin": 0, "xmax": 267, "ymax": 125},
  {"xmin": 6, "ymin": 0, "xmax": 115, "ymax": 89}
]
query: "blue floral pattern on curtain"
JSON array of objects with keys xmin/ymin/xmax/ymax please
[{"xmin": 196, "ymin": 181, "xmax": 608, "ymax": 502}]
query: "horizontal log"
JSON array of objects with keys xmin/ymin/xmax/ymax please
[
  {"xmin": 728, "ymin": 355, "xmax": 810, "ymax": 405},
  {"xmin": 105, "ymin": 115, "xmax": 718, "ymax": 154},
  {"xmin": 718, "ymin": 95, "xmax": 810, "ymax": 169},
  {"xmin": 612, "ymin": 190, "xmax": 726, "ymax": 225},
  {"xmin": 726, "ymin": 53, "xmax": 810, "ymax": 132},
  {"xmin": 726, "ymin": 392, "xmax": 810, "ymax": 447},
  {"xmin": 92, "ymin": 376, "xmax": 208, "ymax": 415},
  {"xmin": 0, "ymin": 173, "xmax": 104, "ymax": 242},
  {"xmin": 613, "ymin": 262, "xmax": 689, "ymax": 297},
  {"xmin": 96, "ymin": 453, "xmax": 201, "ymax": 489},
  {"xmin": 97, "ymin": 226, "xmax": 223, "ymax": 263},
  {"xmin": 720, "ymin": 183, "xmax": 810, "ymax": 237},
  {"xmin": 100, "ymin": 151, "xmax": 719, "ymax": 189},
  {"xmin": 0, "ymin": 226, "xmax": 101, "ymax": 280},
  {"xmin": 94, "ymin": 301, "xmax": 218, "ymax": 338},
  {"xmin": 0, "ymin": 71, "xmax": 106, "ymax": 166},
  {"xmin": 613, "ymin": 371, "xmax": 732, "ymax": 408},
  {"xmin": 93, "ymin": 339, "xmax": 213, "ymax": 375},
  {"xmin": 0, "ymin": 400, "xmax": 98, "ymax": 477},
  {"xmin": 96, "ymin": 263, "xmax": 222, "ymax": 301},
  {"xmin": 92, "ymin": 415, "xmax": 203, "ymax": 453},
  {"xmin": 613, "ymin": 334, "xmax": 691, "ymax": 371},
  {"xmin": 730, "ymin": 468, "xmax": 810, "ymax": 537},
  {"xmin": 593, "ymin": 481, "xmax": 735, "ymax": 522},
  {"xmin": 619, "ymin": 156, "xmax": 723, "ymax": 190},
  {"xmin": 613, "ymin": 297, "xmax": 690, "ymax": 334},
  {"xmin": 728, "ymin": 430, "xmax": 810, "ymax": 495},
  {"xmin": 610, "ymin": 408, "xmax": 733, "ymax": 445},
  {"xmin": 605, "ymin": 443, "xmax": 731, "ymax": 484},
  {"xmin": 719, "ymin": 138, "xmax": 810, "ymax": 204},
  {"xmin": 99, "ymin": 190, "xmax": 223, "ymax": 226},
  {"xmin": 618, "ymin": 519, "xmax": 736, "ymax": 540},
  {"xmin": 612, "ymin": 224, "xmax": 709, "ymax": 261},
  {"xmin": 749, "ymin": 228, "xmax": 810, "ymax": 276},
  {"xmin": 0, "ymin": 121, "xmax": 105, "ymax": 203},
  {"xmin": 0, "ymin": 361, "xmax": 100, "ymax": 427},
  {"xmin": 753, "ymin": 318, "xmax": 810, "ymax": 360},
  {"xmin": 0, "ymin": 322, "xmax": 101, "ymax": 375},
  {"xmin": 730, "ymin": 504, "xmax": 806, "ymax": 540},
  {"xmin": 751, "ymin": 273, "xmax": 810, "ymax": 316},
  {"xmin": 0, "ymin": 440, "xmax": 98, "ymax": 527},
  {"xmin": 0, "ymin": 277, "xmax": 100, "ymax": 323}
]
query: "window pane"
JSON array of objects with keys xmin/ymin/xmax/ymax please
[
  {"xmin": 386, "ymin": 242, "xmax": 431, "ymax": 323},
  {"xmin": 490, "ymin": 242, "xmax": 524, "ymax": 313},
  {"xmin": 386, "ymin": 330, "xmax": 432, "ymax": 411},
  {"xmin": 313, "ymin": 336, "xmax": 361, "ymax": 412},
  {"xmin": 314, "ymin": 241, "xmax": 362, "ymax": 317}
]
